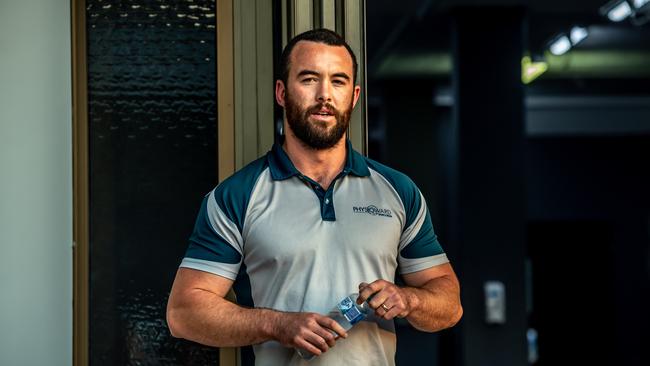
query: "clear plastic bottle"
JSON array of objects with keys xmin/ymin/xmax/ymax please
[{"xmin": 296, "ymin": 293, "xmax": 371, "ymax": 360}]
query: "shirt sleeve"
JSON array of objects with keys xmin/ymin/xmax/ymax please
[
  {"xmin": 179, "ymin": 189, "xmax": 244, "ymax": 280},
  {"xmin": 397, "ymin": 187, "xmax": 449, "ymax": 274}
]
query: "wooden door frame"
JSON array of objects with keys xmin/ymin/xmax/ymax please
[{"xmin": 71, "ymin": 0, "xmax": 89, "ymax": 365}]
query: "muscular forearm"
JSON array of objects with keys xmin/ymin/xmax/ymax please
[
  {"xmin": 167, "ymin": 288, "xmax": 277, "ymax": 347},
  {"xmin": 402, "ymin": 275, "xmax": 463, "ymax": 332},
  {"xmin": 167, "ymin": 287, "xmax": 348, "ymax": 356}
]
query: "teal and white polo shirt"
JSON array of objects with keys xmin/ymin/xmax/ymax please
[{"xmin": 180, "ymin": 140, "xmax": 449, "ymax": 366}]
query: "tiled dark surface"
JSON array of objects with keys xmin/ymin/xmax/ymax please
[{"xmin": 87, "ymin": 1, "xmax": 218, "ymax": 364}]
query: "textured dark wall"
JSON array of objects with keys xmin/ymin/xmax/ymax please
[{"xmin": 87, "ymin": 1, "xmax": 219, "ymax": 364}]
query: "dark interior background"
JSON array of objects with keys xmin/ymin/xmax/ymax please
[{"xmin": 367, "ymin": 1, "xmax": 650, "ymax": 365}]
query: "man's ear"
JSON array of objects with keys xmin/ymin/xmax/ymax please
[
  {"xmin": 352, "ymin": 85, "xmax": 361, "ymax": 109},
  {"xmin": 275, "ymin": 80, "xmax": 286, "ymax": 107}
]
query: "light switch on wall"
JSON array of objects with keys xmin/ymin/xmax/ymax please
[{"xmin": 484, "ymin": 281, "xmax": 506, "ymax": 324}]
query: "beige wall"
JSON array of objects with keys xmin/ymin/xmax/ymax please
[{"xmin": 0, "ymin": 0, "xmax": 73, "ymax": 364}]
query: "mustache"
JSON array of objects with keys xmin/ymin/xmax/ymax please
[{"xmin": 306, "ymin": 103, "xmax": 339, "ymax": 115}]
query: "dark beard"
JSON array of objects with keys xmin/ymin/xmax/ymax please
[{"xmin": 285, "ymin": 92, "xmax": 352, "ymax": 150}]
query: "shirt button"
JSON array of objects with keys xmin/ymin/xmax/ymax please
[{"xmin": 324, "ymin": 198, "xmax": 330, "ymax": 204}]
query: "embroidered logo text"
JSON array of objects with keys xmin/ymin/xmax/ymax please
[{"xmin": 353, "ymin": 205, "xmax": 393, "ymax": 218}]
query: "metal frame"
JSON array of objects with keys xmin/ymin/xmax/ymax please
[
  {"xmin": 217, "ymin": 2, "xmax": 238, "ymax": 364},
  {"xmin": 218, "ymin": 0, "xmax": 236, "ymax": 181},
  {"xmin": 233, "ymin": 0, "xmax": 275, "ymax": 170},
  {"xmin": 342, "ymin": 0, "xmax": 368, "ymax": 155},
  {"xmin": 282, "ymin": 0, "xmax": 367, "ymax": 155},
  {"xmin": 72, "ymin": 0, "xmax": 235, "ymax": 364},
  {"xmin": 72, "ymin": 2, "xmax": 365, "ymax": 366},
  {"xmin": 71, "ymin": 0, "xmax": 89, "ymax": 365}
]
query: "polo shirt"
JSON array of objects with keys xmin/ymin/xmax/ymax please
[{"xmin": 179, "ymin": 140, "xmax": 449, "ymax": 366}]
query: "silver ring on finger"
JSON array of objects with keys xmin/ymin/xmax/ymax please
[{"xmin": 381, "ymin": 303, "xmax": 390, "ymax": 311}]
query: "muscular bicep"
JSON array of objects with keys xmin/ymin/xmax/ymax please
[
  {"xmin": 402, "ymin": 262, "xmax": 459, "ymax": 289},
  {"xmin": 169, "ymin": 267, "xmax": 235, "ymax": 303},
  {"xmin": 166, "ymin": 268, "xmax": 237, "ymax": 340}
]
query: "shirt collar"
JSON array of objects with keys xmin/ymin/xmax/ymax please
[{"xmin": 267, "ymin": 139, "xmax": 370, "ymax": 181}]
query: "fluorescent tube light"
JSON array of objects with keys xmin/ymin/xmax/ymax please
[
  {"xmin": 606, "ymin": 1, "xmax": 633, "ymax": 22},
  {"xmin": 549, "ymin": 35, "xmax": 571, "ymax": 56},
  {"xmin": 570, "ymin": 26, "xmax": 588, "ymax": 45}
]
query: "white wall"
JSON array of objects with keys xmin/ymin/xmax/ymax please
[{"xmin": 0, "ymin": 1, "xmax": 72, "ymax": 365}]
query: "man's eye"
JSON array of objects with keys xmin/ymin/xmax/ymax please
[
  {"xmin": 332, "ymin": 79, "xmax": 345, "ymax": 85},
  {"xmin": 303, "ymin": 78, "xmax": 317, "ymax": 83}
]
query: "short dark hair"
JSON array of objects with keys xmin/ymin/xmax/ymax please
[{"xmin": 279, "ymin": 28, "xmax": 358, "ymax": 86}]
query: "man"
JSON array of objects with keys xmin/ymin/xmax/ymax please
[{"xmin": 167, "ymin": 28, "xmax": 462, "ymax": 365}]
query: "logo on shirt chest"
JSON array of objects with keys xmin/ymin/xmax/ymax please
[{"xmin": 352, "ymin": 205, "xmax": 393, "ymax": 218}]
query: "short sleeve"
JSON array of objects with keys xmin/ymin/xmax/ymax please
[
  {"xmin": 397, "ymin": 188, "xmax": 449, "ymax": 274},
  {"xmin": 179, "ymin": 155, "xmax": 268, "ymax": 279},
  {"xmin": 365, "ymin": 159, "xmax": 450, "ymax": 274},
  {"xmin": 180, "ymin": 190, "xmax": 244, "ymax": 280}
]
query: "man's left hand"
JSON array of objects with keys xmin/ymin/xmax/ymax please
[{"xmin": 356, "ymin": 280, "xmax": 415, "ymax": 320}]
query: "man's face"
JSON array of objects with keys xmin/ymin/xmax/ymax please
[{"xmin": 276, "ymin": 41, "xmax": 360, "ymax": 150}]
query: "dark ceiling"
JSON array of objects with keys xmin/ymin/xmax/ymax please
[{"xmin": 366, "ymin": 0, "xmax": 650, "ymax": 80}]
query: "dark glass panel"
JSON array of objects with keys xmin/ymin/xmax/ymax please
[{"xmin": 87, "ymin": 1, "xmax": 218, "ymax": 364}]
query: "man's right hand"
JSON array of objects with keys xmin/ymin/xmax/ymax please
[{"xmin": 269, "ymin": 312, "xmax": 348, "ymax": 356}]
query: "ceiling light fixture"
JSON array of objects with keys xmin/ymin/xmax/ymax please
[
  {"xmin": 631, "ymin": 0, "xmax": 650, "ymax": 26},
  {"xmin": 549, "ymin": 35, "xmax": 572, "ymax": 56},
  {"xmin": 601, "ymin": 0, "xmax": 633, "ymax": 22},
  {"xmin": 570, "ymin": 26, "xmax": 589, "ymax": 45}
]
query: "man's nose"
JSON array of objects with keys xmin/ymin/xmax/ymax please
[{"xmin": 316, "ymin": 80, "xmax": 332, "ymax": 102}]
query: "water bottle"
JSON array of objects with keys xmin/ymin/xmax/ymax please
[{"xmin": 297, "ymin": 293, "xmax": 371, "ymax": 360}]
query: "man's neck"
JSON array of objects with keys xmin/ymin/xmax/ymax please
[{"xmin": 282, "ymin": 132, "xmax": 347, "ymax": 190}]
